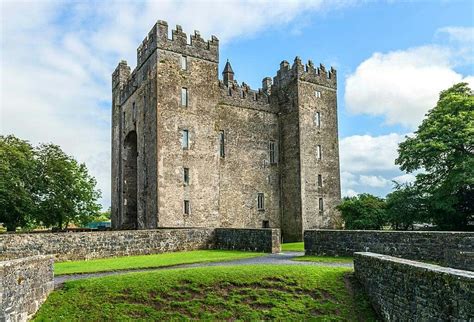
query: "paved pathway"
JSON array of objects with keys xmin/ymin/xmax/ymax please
[{"xmin": 54, "ymin": 252, "xmax": 353, "ymax": 287}]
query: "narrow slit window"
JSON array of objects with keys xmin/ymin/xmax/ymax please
[
  {"xmin": 318, "ymin": 174, "xmax": 323, "ymax": 188},
  {"xmin": 181, "ymin": 129, "xmax": 189, "ymax": 149},
  {"xmin": 184, "ymin": 200, "xmax": 190, "ymax": 214},
  {"xmin": 269, "ymin": 141, "xmax": 277, "ymax": 164},
  {"xmin": 132, "ymin": 102, "xmax": 136, "ymax": 122},
  {"xmin": 181, "ymin": 55, "xmax": 187, "ymax": 70},
  {"xmin": 257, "ymin": 193, "xmax": 265, "ymax": 211},
  {"xmin": 181, "ymin": 87, "xmax": 188, "ymax": 107},
  {"xmin": 319, "ymin": 198, "xmax": 324, "ymax": 213},
  {"xmin": 315, "ymin": 90, "xmax": 322, "ymax": 98},
  {"xmin": 183, "ymin": 167, "xmax": 189, "ymax": 185},
  {"xmin": 316, "ymin": 145, "xmax": 322, "ymax": 160},
  {"xmin": 315, "ymin": 112, "xmax": 321, "ymax": 127},
  {"xmin": 219, "ymin": 130, "xmax": 225, "ymax": 157}
]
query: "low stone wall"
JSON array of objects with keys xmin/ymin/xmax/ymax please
[
  {"xmin": 214, "ymin": 228, "xmax": 281, "ymax": 253},
  {"xmin": 0, "ymin": 228, "xmax": 215, "ymax": 261},
  {"xmin": 354, "ymin": 252, "xmax": 474, "ymax": 321},
  {"xmin": 0, "ymin": 255, "xmax": 54, "ymax": 321},
  {"xmin": 304, "ymin": 229, "xmax": 474, "ymax": 270}
]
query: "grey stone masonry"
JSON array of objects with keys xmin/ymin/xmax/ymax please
[
  {"xmin": 215, "ymin": 228, "xmax": 281, "ymax": 253},
  {"xmin": 111, "ymin": 19, "xmax": 341, "ymax": 242},
  {"xmin": 0, "ymin": 229, "xmax": 214, "ymax": 261},
  {"xmin": 354, "ymin": 252, "xmax": 474, "ymax": 321},
  {"xmin": 0, "ymin": 255, "xmax": 54, "ymax": 322},
  {"xmin": 304, "ymin": 229, "xmax": 474, "ymax": 270}
]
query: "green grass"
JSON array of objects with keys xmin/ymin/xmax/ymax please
[
  {"xmin": 54, "ymin": 250, "xmax": 264, "ymax": 276},
  {"xmin": 281, "ymin": 242, "xmax": 304, "ymax": 252},
  {"xmin": 35, "ymin": 265, "xmax": 376, "ymax": 321},
  {"xmin": 293, "ymin": 256, "xmax": 354, "ymax": 264}
]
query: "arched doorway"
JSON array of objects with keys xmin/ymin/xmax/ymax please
[{"xmin": 123, "ymin": 131, "xmax": 138, "ymax": 229}]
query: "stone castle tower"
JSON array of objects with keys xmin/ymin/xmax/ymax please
[{"xmin": 111, "ymin": 20, "xmax": 341, "ymax": 241}]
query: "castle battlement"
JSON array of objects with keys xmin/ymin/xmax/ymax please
[
  {"xmin": 273, "ymin": 57, "xmax": 337, "ymax": 89},
  {"xmin": 137, "ymin": 20, "xmax": 219, "ymax": 67},
  {"xmin": 218, "ymin": 80, "xmax": 275, "ymax": 111}
]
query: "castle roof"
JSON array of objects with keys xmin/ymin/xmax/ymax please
[{"xmin": 223, "ymin": 60, "xmax": 234, "ymax": 74}]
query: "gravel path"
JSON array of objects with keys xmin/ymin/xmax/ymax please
[{"xmin": 54, "ymin": 252, "xmax": 353, "ymax": 287}]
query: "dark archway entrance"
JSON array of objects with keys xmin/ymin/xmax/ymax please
[{"xmin": 123, "ymin": 131, "xmax": 138, "ymax": 229}]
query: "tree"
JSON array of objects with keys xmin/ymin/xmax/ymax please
[
  {"xmin": 396, "ymin": 83, "xmax": 474, "ymax": 230},
  {"xmin": 337, "ymin": 194, "xmax": 387, "ymax": 230},
  {"xmin": 385, "ymin": 183, "xmax": 427, "ymax": 230},
  {"xmin": 0, "ymin": 135, "xmax": 38, "ymax": 231},
  {"xmin": 36, "ymin": 143, "xmax": 102, "ymax": 229}
]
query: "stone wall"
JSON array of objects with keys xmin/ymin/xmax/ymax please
[
  {"xmin": 0, "ymin": 255, "xmax": 54, "ymax": 321},
  {"xmin": 214, "ymin": 228, "xmax": 281, "ymax": 253},
  {"xmin": 0, "ymin": 228, "xmax": 214, "ymax": 261},
  {"xmin": 354, "ymin": 252, "xmax": 474, "ymax": 321},
  {"xmin": 305, "ymin": 229, "xmax": 474, "ymax": 270}
]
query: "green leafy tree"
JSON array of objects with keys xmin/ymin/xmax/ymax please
[
  {"xmin": 36, "ymin": 144, "xmax": 102, "ymax": 229},
  {"xmin": 385, "ymin": 183, "xmax": 428, "ymax": 230},
  {"xmin": 396, "ymin": 83, "xmax": 474, "ymax": 230},
  {"xmin": 0, "ymin": 135, "xmax": 38, "ymax": 231},
  {"xmin": 337, "ymin": 194, "xmax": 387, "ymax": 230}
]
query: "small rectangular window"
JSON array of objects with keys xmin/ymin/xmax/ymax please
[
  {"xmin": 219, "ymin": 130, "xmax": 225, "ymax": 157},
  {"xmin": 183, "ymin": 167, "xmax": 189, "ymax": 185},
  {"xmin": 316, "ymin": 145, "xmax": 322, "ymax": 160},
  {"xmin": 181, "ymin": 129, "xmax": 189, "ymax": 149},
  {"xmin": 269, "ymin": 141, "xmax": 278, "ymax": 164},
  {"xmin": 181, "ymin": 87, "xmax": 188, "ymax": 107},
  {"xmin": 184, "ymin": 200, "xmax": 190, "ymax": 214},
  {"xmin": 257, "ymin": 193, "xmax": 265, "ymax": 211},
  {"xmin": 181, "ymin": 55, "xmax": 187, "ymax": 70},
  {"xmin": 132, "ymin": 102, "xmax": 137, "ymax": 122},
  {"xmin": 315, "ymin": 90, "xmax": 322, "ymax": 98},
  {"xmin": 315, "ymin": 112, "xmax": 321, "ymax": 127},
  {"xmin": 262, "ymin": 220, "xmax": 270, "ymax": 228},
  {"xmin": 318, "ymin": 174, "xmax": 323, "ymax": 188},
  {"xmin": 319, "ymin": 198, "xmax": 324, "ymax": 213}
]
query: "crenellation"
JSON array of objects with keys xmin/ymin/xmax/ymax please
[{"xmin": 219, "ymin": 80, "xmax": 272, "ymax": 111}]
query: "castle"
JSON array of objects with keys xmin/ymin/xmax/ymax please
[{"xmin": 111, "ymin": 20, "xmax": 341, "ymax": 241}]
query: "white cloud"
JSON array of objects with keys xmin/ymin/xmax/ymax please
[
  {"xmin": 339, "ymin": 133, "xmax": 406, "ymax": 173},
  {"xmin": 0, "ymin": 0, "xmax": 361, "ymax": 208},
  {"xmin": 359, "ymin": 175, "xmax": 391, "ymax": 188},
  {"xmin": 342, "ymin": 189, "xmax": 358, "ymax": 198},
  {"xmin": 345, "ymin": 45, "xmax": 473, "ymax": 128},
  {"xmin": 392, "ymin": 173, "xmax": 416, "ymax": 185},
  {"xmin": 436, "ymin": 26, "xmax": 474, "ymax": 46}
]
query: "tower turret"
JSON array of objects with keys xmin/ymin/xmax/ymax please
[{"xmin": 222, "ymin": 60, "xmax": 234, "ymax": 86}]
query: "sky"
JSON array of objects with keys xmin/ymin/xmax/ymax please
[{"xmin": 1, "ymin": 0, "xmax": 473, "ymax": 209}]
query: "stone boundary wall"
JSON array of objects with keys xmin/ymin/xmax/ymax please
[
  {"xmin": 214, "ymin": 228, "xmax": 281, "ymax": 253},
  {"xmin": 0, "ymin": 255, "xmax": 54, "ymax": 321},
  {"xmin": 304, "ymin": 230, "xmax": 474, "ymax": 270},
  {"xmin": 0, "ymin": 228, "xmax": 215, "ymax": 261},
  {"xmin": 354, "ymin": 252, "xmax": 474, "ymax": 321}
]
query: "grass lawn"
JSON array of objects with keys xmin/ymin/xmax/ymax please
[
  {"xmin": 293, "ymin": 256, "xmax": 354, "ymax": 264},
  {"xmin": 281, "ymin": 242, "xmax": 304, "ymax": 252},
  {"xmin": 54, "ymin": 250, "xmax": 264, "ymax": 276},
  {"xmin": 35, "ymin": 265, "xmax": 376, "ymax": 321}
]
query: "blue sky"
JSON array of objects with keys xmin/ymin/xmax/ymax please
[{"xmin": 1, "ymin": 0, "xmax": 473, "ymax": 208}]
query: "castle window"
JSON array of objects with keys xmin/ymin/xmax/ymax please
[
  {"xmin": 219, "ymin": 130, "xmax": 225, "ymax": 158},
  {"xmin": 181, "ymin": 55, "xmax": 187, "ymax": 70},
  {"xmin": 315, "ymin": 112, "xmax": 321, "ymax": 127},
  {"xmin": 183, "ymin": 167, "xmax": 189, "ymax": 185},
  {"xmin": 184, "ymin": 200, "xmax": 190, "ymax": 215},
  {"xmin": 228, "ymin": 88, "xmax": 232, "ymax": 96},
  {"xmin": 319, "ymin": 198, "xmax": 324, "ymax": 213},
  {"xmin": 269, "ymin": 141, "xmax": 278, "ymax": 164},
  {"xmin": 132, "ymin": 102, "xmax": 136, "ymax": 123},
  {"xmin": 262, "ymin": 220, "xmax": 270, "ymax": 228},
  {"xmin": 315, "ymin": 90, "xmax": 322, "ymax": 98},
  {"xmin": 181, "ymin": 87, "xmax": 188, "ymax": 107},
  {"xmin": 257, "ymin": 193, "xmax": 265, "ymax": 211},
  {"xmin": 316, "ymin": 145, "xmax": 322, "ymax": 160},
  {"xmin": 318, "ymin": 174, "xmax": 323, "ymax": 188},
  {"xmin": 181, "ymin": 129, "xmax": 189, "ymax": 149}
]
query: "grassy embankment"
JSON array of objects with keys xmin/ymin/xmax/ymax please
[
  {"xmin": 36, "ymin": 265, "xmax": 376, "ymax": 320},
  {"xmin": 282, "ymin": 242, "xmax": 353, "ymax": 263},
  {"xmin": 54, "ymin": 250, "xmax": 264, "ymax": 275}
]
